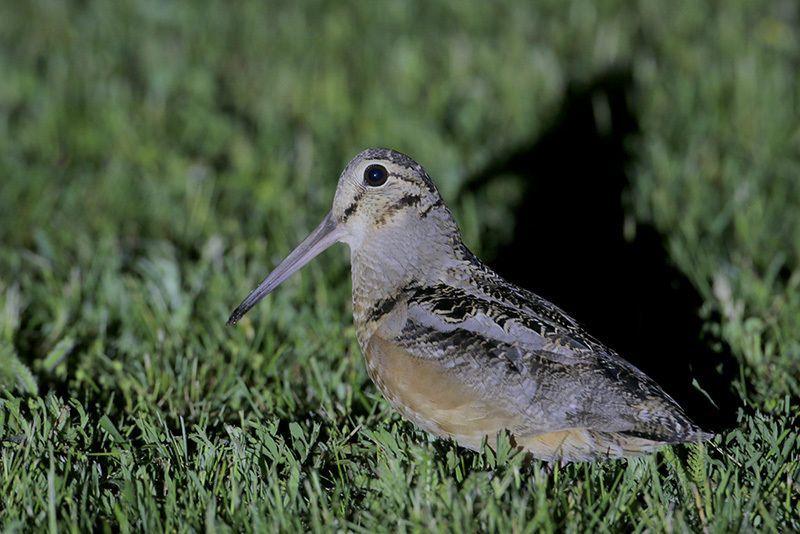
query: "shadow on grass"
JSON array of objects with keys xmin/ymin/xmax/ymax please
[{"xmin": 464, "ymin": 67, "xmax": 740, "ymax": 433}]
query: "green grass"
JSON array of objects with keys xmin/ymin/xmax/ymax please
[{"xmin": 1, "ymin": 0, "xmax": 798, "ymax": 531}]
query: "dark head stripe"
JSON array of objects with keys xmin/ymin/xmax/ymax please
[
  {"xmin": 391, "ymin": 193, "xmax": 421, "ymax": 210},
  {"xmin": 420, "ymin": 198, "xmax": 443, "ymax": 218},
  {"xmin": 341, "ymin": 188, "xmax": 365, "ymax": 223}
]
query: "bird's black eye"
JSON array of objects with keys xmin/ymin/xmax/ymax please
[{"xmin": 364, "ymin": 164, "xmax": 388, "ymax": 187}]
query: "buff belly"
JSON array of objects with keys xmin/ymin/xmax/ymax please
[{"xmin": 363, "ymin": 334, "xmax": 662, "ymax": 462}]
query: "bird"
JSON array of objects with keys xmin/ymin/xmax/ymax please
[{"xmin": 227, "ymin": 147, "xmax": 712, "ymax": 462}]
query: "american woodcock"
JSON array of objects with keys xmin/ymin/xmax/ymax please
[{"xmin": 228, "ymin": 147, "xmax": 711, "ymax": 462}]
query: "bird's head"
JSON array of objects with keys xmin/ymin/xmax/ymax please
[{"xmin": 227, "ymin": 148, "xmax": 459, "ymax": 325}]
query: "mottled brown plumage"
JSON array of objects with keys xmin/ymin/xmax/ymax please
[{"xmin": 228, "ymin": 147, "xmax": 711, "ymax": 462}]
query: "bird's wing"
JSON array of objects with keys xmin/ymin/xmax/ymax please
[
  {"xmin": 404, "ymin": 282, "xmax": 599, "ymax": 364},
  {"xmin": 390, "ymin": 283, "xmax": 704, "ymax": 441}
]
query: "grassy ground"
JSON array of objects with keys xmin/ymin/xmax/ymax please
[{"xmin": 1, "ymin": 0, "xmax": 798, "ymax": 531}]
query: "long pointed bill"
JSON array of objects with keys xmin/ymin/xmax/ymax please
[{"xmin": 227, "ymin": 211, "xmax": 343, "ymax": 325}]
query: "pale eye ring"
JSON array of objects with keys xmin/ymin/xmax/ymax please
[{"xmin": 364, "ymin": 164, "xmax": 388, "ymax": 187}]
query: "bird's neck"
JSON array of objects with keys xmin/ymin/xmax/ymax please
[{"xmin": 348, "ymin": 222, "xmax": 465, "ymax": 343}]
